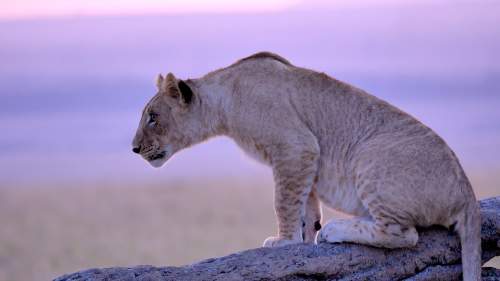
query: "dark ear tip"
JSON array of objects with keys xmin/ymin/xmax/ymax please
[
  {"xmin": 314, "ymin": 220, "xmax": 322, "ymax": 231},
  {"xmin": 178, "ymin": 80, "xmax": 193, "ymax": 104}
]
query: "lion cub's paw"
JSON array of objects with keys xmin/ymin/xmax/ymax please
[
  {"xmin": 316, "ymin": 220, "xmax": 350, "ymax": 244},
  {"xmin": 263, "ymin": 236, "xmax": 301, "ymax": 247}
]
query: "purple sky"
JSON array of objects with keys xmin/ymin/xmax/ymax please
[{"xmin": 0, "ymin": 1, "xmax": 499, "ymax": 187}]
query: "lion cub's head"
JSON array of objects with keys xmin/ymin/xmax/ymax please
[{"xmin": 132, "ymin": 73, "xmax": 200, "ymax": 168}]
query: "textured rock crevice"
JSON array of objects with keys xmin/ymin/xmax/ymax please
[{"xmin": 55, "ymin": 197, "xmax": 500, "ymax": 281}]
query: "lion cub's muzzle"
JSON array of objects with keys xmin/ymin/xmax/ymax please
[{"xmin": 132, "ymin": 144, "xmax": 169, "ymax": 168}]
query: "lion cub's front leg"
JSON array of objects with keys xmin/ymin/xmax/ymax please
[{"xmin": 263, "ymin": 148, "xmax": 319, "ymax": 247}]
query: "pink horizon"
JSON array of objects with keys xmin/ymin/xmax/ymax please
[{"xmin": 0, "ymin": 0, "xmax": 446, "ymax": 20}]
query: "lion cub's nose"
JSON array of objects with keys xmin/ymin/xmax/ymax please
[{"xmin": 132, "ymin": 146, "xmax": 141, "ymax": 154}]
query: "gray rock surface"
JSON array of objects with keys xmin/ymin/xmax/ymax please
[{"xmin": 55, "ymin": 197, "xmax": 500, "ymax": 281}]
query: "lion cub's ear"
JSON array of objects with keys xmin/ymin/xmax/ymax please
[
  {"xmin": 162, "ymin": 72, "xmax": 193, "ymax": 107},
  {"xmin": 156, "ymin": 74, "xmax": 164, "ymax": 90}
]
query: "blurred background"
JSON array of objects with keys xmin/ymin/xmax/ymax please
[{"xmin": 0, "ymin": 0, "xmax": 499, "ymax": 280}]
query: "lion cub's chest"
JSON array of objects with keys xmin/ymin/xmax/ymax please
[{"xmin": 234, "ymin": 138, "xmax": 271, "ymax": 165}]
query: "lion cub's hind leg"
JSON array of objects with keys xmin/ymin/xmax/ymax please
[
  {"xmin": 303, "ymin": 187, "xmax": 322, "ymax": 243},
  {"xmin": 317, "ymin": 178, "xmax": 418, "ymax": 247},
  {"xmin": 316, "ymin": 217, "xmax": 418, "ymax": 248}
]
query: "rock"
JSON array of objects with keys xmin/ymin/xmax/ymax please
[{"xmin": 55, "ymin": 197, "xmax": 500, "ymax": 281}]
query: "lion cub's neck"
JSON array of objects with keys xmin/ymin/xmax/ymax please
[
  {"xmin": 187, "ymin": 74, "xmax": 234, "ymax": 137},
  {"xmin": 191, "ymin": 58, "xmax": 289, "ymax": 164}
]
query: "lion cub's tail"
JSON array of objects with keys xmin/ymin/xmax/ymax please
[{"xmin": 456, "ymin": 197, "xmax": 482, "ymax": 281}]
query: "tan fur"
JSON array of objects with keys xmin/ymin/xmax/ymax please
[{"xmin": 132, "ymin": 52, "xmax": 481, "ymax": 280}]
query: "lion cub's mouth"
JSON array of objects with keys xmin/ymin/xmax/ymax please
[{"xmin": 148, "ymin": 151, "xmax": 166, "ymax": 161}]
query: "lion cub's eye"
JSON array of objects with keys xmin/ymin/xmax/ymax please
[{"xmin": 148, "ymin": 112, "xmax": 158, "ymax": 126}]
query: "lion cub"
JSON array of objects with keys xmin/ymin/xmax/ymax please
[{"xmin": 132, "ymin": 52, "xmax": 481, "ymax": 280}]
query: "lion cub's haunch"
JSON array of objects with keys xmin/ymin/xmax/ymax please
[{"xmin": 132, "ymin": 52, "xmax": 481, "ymax": 281}]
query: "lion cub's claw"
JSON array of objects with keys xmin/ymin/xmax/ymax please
[{"xmin": 263, "ymin": 236, "xmax": 300, "ymax": 247}]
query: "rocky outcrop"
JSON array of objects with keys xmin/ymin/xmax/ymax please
[{"xmin": 55, "ymin": 197, "xmax": 500, "ymax": 281}]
